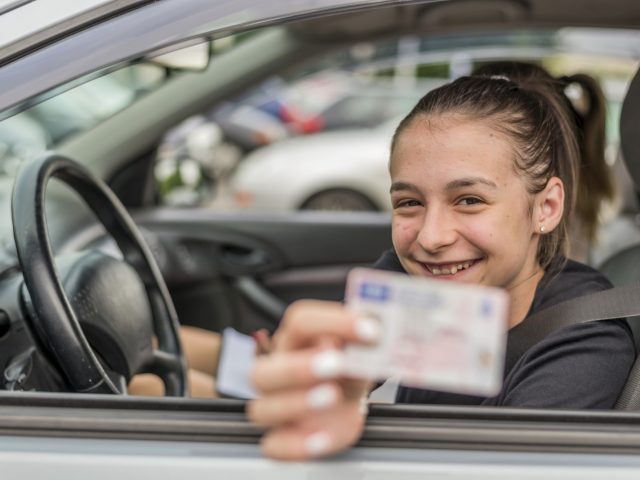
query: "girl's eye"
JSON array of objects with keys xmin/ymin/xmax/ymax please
[
  {"xmin": 458, "ymin": 197, "xmax": 483, "ymax": 206},
  {"xmin": 395, "ymin": 199, "xmax": 421, "ymax": 209}
]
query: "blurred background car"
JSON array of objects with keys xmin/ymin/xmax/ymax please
[{"xmin": 230, "ymin": 117, "xmax": 399, "ymax": 212}]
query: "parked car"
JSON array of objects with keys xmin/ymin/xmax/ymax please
[
  {"xmin": 178, "ymin": 74, "xmax": 424, "ymax": 160},
  {"xmin": 2, "ymin": 0, "xmax": 640, "ymax": 478},
  {"xmin": 229, "ymin": 117, "xmax": 399, "ymax": 211},
  {"xmin": 198, "ymin": 72, "xmax": 353, "ymax": 156}
]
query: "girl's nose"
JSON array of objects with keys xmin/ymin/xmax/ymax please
[{"xmin": 416, "ymin": 206, "xmax": 457, "ymax": 253}]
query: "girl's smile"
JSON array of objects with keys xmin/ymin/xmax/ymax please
[{"xmin": 418, "ymin": 258, "xmax": 483, "ymax": 278}]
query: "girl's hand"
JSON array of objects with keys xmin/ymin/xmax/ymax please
[{"xmin": 247, "ymin": 299, "xmax": 380, "ymax": 460}]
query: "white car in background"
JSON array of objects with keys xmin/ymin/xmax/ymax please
[{"xmin": 230, "ymin": 117, "xmax": 397, "ymax": 212}]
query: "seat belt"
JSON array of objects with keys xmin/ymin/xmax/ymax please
[{"xmin": 504, "ymin": 281, "xmax": 640, "ymax": 376}]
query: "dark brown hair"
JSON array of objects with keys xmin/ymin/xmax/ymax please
[
  {"xmin": 562, "ymin": 72, "xmax": 614, "ymax": 243},
  {"xmin": 390, "ymin": 73, "xmax": 580, "ymax": 271},
  {"xmin": 473, "ymin": 62, "xmax": 614, "ymax": 245}
]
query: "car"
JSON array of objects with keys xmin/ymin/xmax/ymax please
[
  {"xmin": 229, "ymin": 116, "xmax": 400, "ymax": 212},
  {"xmin": 2, "ymin": 0, "xmax": 640, "ymax": 477}
]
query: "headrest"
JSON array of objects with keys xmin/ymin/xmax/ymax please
[{"xmin": 620, "ymin": 67, "xmax": 640, "ymax": 191}]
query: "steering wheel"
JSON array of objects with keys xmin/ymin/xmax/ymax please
[{"xmin": 11, "ymin": 154, "xmax": 188, "ymax": 396}]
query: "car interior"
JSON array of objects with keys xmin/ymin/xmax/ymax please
[{"xmin": 3, "ymin": 0, "xmax": 640, "ymax": 454}]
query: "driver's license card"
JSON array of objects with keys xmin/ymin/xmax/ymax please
[{"xmin": 343, "ymin": 268, "xmax": 509, "ymax": 396}]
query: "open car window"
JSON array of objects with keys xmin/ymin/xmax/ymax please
[
  {"xmin": 2, "ymin": 1, "xmax": 640, "ymax": 476},
  {"xmin": 0, "ymin": 2, "xmax": 638, "ymax": 402}
]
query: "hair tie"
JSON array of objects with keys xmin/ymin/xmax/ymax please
[
  {"xmin": 482, "ymin": 74, "xmax": 520, "ymax": 90},
  {"xmin": 489, "ymin": 74, "xmax": 512, "ymax": 82},
  {"xmin": 563, "ymin": 81, "xmax": 589, "ymax": 116}
]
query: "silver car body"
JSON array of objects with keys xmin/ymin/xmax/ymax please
[{"xmin": 1, "ymin": 0, "xmax": 640, "ymax": 477}]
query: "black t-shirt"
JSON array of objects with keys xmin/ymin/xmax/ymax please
[{"xmin": 372, "ymin": 249, "xmax": 636, "ymax": 409}]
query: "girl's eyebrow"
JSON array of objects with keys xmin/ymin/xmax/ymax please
[
  {"xmin": 445, "ymin": 177, "xmax": 498, "ymax": 190},
  {"xmin": 390, "ymin": 177, "xmax": 498, "ymax": 194},
  {"xmin": 390, "ymin": 181, "xmax": 420, "ymax": 194}
]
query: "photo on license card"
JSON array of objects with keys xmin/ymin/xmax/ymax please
[{"xmin": 343, "ymin": 268, "xmax": 509, "ymax": 396}]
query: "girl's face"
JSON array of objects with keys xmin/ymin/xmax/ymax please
[{"xmin": 390, "ymin": 115, "xmax": 553, "ymax": 295}]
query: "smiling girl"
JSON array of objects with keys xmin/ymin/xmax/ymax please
[{"xmin": 247, "ymin": 74, "xmax": 636, "ymax": 460}]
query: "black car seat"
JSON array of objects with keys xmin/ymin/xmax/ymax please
[
  {"xmin": 590, "ymin": 148, "xmax": 640, "ymax": 267},
  {"xmin": 600, "ymin": 245, "xmax": 640, "ymax": 348},
  {"xmin": 597, "ymin": 65, "xmax": 640, "ymax": 409}
]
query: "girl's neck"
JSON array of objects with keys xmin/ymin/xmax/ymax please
[{"xmin": 507, "ymin": 265, "xmax": 545, "ymax": 329}]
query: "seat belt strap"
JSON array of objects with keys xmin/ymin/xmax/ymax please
[{"xmin": 504, "ymin": 281, "xmax": 640, "ymax": 376}]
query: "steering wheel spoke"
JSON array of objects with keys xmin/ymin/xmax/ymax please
[{"xmin": 148, "ymin": 349, "xmax": 189, "ymax": 397}]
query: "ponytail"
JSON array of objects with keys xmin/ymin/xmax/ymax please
[{"xmin": 562, "ymin": 73, "xmax": 615, "ymax": 243}]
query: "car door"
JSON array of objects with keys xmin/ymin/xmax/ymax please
[{"xmin": 4, "ymin": 393, "xmax": 640, "ymax": 479}]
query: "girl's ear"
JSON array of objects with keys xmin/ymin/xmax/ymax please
[{"xmin": 534, "ymin": 176, "xmax": 564, "ymax": 234}]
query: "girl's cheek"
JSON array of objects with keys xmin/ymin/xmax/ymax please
[
  {"xmin": 463, "ymin": 213, "xmax": 513, "ymax": 247},
  {"xmin": 392, "ymin": 219, "xmax": 418, "ymax": 246}
]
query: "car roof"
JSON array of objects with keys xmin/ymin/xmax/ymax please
[
  {"xmin": 0, "ymin": 0, "xmax": 135, "ymax": 55},
  {"xmin": 3, "ymin": 0, "xmax": 640, "ymax": 61},
  {"xmin": 0, "ymin": 0, "xmax": 639, "ymax": 118}
]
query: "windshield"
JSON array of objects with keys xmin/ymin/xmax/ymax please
[
  {"xmin": 0, "ymin": 63, "xmax": 167, "ymax": 177},
  {"xmin": 0, "ymin": 33, "xmax": 244, "ymax": 178}
]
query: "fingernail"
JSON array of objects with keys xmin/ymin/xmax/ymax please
[
  {"xmin": 305, "ymin": 431, "xmax": 332, "ymax": 457},
  {"xmin": 355, "ymin": 316, "xmax": 381, "ymax": 343},
  {"xmin": 306, "ymin": 384, "xmax": 338, "ymax": 410},
  {"xmin": 311, "ymin": 350, "xmax": 343, "ymax": 379},
  {"xmin": 359, "ymin": 397, "xmax": 369, "ymax": 416}
]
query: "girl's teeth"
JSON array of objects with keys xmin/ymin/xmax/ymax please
[{"xmin": 430, "ymin": 261, "xmax": 474, "ymax": 276}]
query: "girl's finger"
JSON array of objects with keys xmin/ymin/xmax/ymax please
[
  {"xmin": 246, "ymin": 382, "xmax": 342, "ymax": 427},
  {"xmin": 276, "ymin": 299, "xmax": 381, "ymax": 352},
  {"xmin": 259, "ymin": 400, "xmax": 366, "ymax": 461},
  {"xmin": 251, "ymin": 348, "xmax": 345, "ymax": 393},
  {"xmin": 251, "ymin": 328, "xmax": 272, "ymax": 355}
]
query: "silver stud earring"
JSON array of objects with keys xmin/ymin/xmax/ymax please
[{"xmin": 539, "ymin": 224, "xmax": 545, "ymax": 233}]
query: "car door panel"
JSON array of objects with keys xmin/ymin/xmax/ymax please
[
  {"xmin": 4, "ymin": 394, "xmax": 640, "ymax": 479},
  {"xmin": 133, "ymin": 209, "xmax": 393, "ymax": 333}
]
